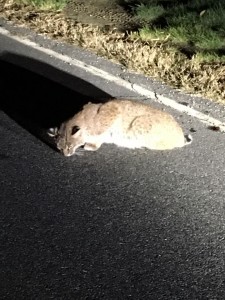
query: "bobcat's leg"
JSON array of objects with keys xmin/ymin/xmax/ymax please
[{"xmin": 83, "ymin": 142, "xmax": 102, "ymax": 151}]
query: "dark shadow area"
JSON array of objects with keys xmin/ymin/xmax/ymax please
[
  {"xmin": 119, "ymin": 0, "xmax": 214, "ymax": 10},
  {"xmin": 177, "ymin": 43, "xmax": 225, "ymax": 61},
  {"xmin": 119, "ymin": 0, "xmax": 190, "ymax": 14},
  {"xmin": 0, "ymin": 53, "xmax": 113, "ymax": 148}
]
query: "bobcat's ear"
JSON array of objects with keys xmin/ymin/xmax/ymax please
[
  {"xmin": 83, "ymin": 102, "xmax": 92, "ymax": 109},
  {"xmin": 71, "ymin": 125, "xmax": 80, "ymax": 136}
]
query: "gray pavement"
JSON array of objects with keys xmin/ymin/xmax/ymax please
[{"xmin": 1, "ymin": 20, "xmax": 225, "ymax": 299}]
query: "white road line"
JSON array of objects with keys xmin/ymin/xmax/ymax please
[{"xmin": 1, "ymin": 27, "xmax": 225, "ymax": 131}]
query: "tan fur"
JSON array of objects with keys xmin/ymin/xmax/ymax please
[{"xmin": 51, "ymin": 99, "xmax": 192, "ymax": 156}]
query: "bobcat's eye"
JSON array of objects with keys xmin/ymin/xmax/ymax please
[{"xmin": 71, "ymin": 125, "xmax": 80, "ymax": 135}]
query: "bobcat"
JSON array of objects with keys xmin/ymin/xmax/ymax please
[{"xmin": 48, "ymin": 99, "xmax": 192, "ymax": 156}]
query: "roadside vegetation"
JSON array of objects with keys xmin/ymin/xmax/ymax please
[
  {"xmin": 129, "ymin": 0, "xmax": 225, "ymax": 63},
  {"xmin": 0, "ymin": 0, "xmax": 225, "ymax": 103}
]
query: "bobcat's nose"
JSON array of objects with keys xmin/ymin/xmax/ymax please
[{"xmin": 62, "ymin": 146, "xmax": 76, "ymax": 157}]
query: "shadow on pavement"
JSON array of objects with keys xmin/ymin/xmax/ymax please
[{"xmin": 0, "ymin": 52, "xmax": 113, "ymax": 148}]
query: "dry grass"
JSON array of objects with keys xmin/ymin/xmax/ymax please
[
  {"xmin": 0, "ymin": 0, "xmax": 225, "ymax": 103},
  {"xmin": 16, "ymin": 0, "xmax": 67, "ymax": 10}
]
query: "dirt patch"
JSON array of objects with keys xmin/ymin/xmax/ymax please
[
  {"xmin": 64, "ymin": 0, "xmax": 139, "ymax": 32},
  {"xmin": 0, "ymin": 0, "xmax": 225, "ymax": 103}
]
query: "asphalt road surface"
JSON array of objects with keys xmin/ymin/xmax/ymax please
[{"xmin": 1, "ymin": 22, "xmax": 225, "ymax": 299}]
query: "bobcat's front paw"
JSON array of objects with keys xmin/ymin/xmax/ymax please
[{"xmin": 84, "ymin": 143, "xmax": 102, "ymax": 151}]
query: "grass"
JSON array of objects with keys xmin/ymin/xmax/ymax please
[
  {"xmin": 16, "ymin": 0, "xmax": 67, "ymax": 10},
  {"xmin": 130, "ymin": 0, "xmax": 225, "ymax": 63}
]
